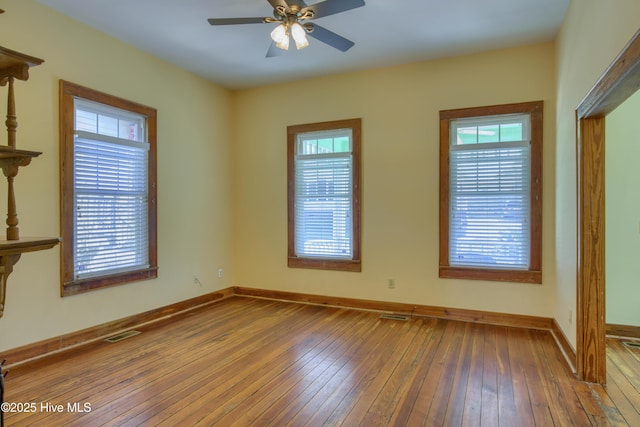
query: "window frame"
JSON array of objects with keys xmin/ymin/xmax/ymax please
[
  {"xmin": 59, "ymin": 80, "xmax": 158, "ymax": 296},
  {"xmin": 439, "ymin": 101, "xmax": 543, "ymax": 284},
  {"xmin": 287, "ymin": 118, "xmax": 362, "ymax": 272}
]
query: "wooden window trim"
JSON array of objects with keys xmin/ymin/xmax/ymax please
[
  {"xmin": 287, "ymin": 118, "xmax": 362, "ymax": 272},
  {"xmin": 59, "ymin": 80, "xmax": 158, "ymax": 296},
  {"xmin": 439, "ymin": 101, "xmax": 543, "ymax": 284}
]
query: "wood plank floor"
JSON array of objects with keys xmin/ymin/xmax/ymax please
[{"xmin": 2, "ymin": 296, "xmax": 639, "ymax": 426}]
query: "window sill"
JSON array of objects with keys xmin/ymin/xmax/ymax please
[
  {"xmin": 288, "ymin": 257, "xmax": 361, "ymax": 272},
  {"xmin": 439, "ymin": 266, "xmax": 541, "ymax": 284},
  {"xmin": 62, "ymin": 266, "xmax": 158, "ymax": 296}
]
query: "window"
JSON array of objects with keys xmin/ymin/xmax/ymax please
[
  {"xmin": 287, "ymin": 119, "xmax": 361, "ymax": 272},
  {"xmin": 439, "ymin": 102, "xmax": 542, "ymax": 284},
  {"xmin": 60, "ymin": 81, "xmax": 157, "ymax": 295}
]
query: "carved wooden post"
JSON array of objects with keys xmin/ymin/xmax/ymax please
[
  {"xmin": 5, "ymin": 175, "xmax": 17, "ymax": 240},
  {"xmin": 2, "ymin": 76, "xmax": 23, "ymax": 240},
  {"xmin": 0, "ymin": 158, "xmax": 30, "ymax": 240},
  {"xmin": 5, "ymin": 77, "xmax": 16, "ymax": 149}
]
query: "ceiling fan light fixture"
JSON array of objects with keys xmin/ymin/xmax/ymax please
[
  {"xmin": 291, "ymin": 22, "xmax": 309, "ymax": 50},
  {"xmin": 276, "ymin": 36, "xmax": 290, "ymax": 50},
  {"xmin": 270, "ymin": 23, "xmax": 289, "ymax": 50},
  {"xmin": 208, "ymin": 0, "xmax": 364, "ymax": 56}
]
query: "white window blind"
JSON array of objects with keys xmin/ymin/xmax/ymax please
[
  {"xmin": 449, "ymin": 114, "xmax": 531, "ymax": 269},
  {"xmin": 73, "ymin": 100, "xmax": 149, "ymax": 279},
  {"xmin": 294, "ymin": 129, "xmax": 353, "ymax": 259}
]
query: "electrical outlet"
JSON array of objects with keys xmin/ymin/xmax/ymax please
[
  {"xmin": 388, "ymin": 279, "xmax": 395, "ymax": 289},
  {"xmin": 218, "ymin": 268, "xmax": 223, "ymax": 279}
]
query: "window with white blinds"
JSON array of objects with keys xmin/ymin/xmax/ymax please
[
  {"xmin": 73, "ymin": 99, "xmax": 149, "ymax": 279},
  {"xmin": 294, "ymin": 129, "xmax": 353, "ymax": 259},
  {"xmin": 60, "ymin": 81, "xmax": 157, "ymax": 295},
  {"xmin": 439, "ymin": 101, "xmax": 543, "ymax": 284},
  {"xmin": 287, "ymin": 118, "xmax": 361, "ymax": 272},
  {"xmin": 449, "ymin": 114, "xmax": 531, "ymax": 269}
]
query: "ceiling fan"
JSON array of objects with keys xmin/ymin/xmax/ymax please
[{"xmin": 208, "ymin": 0, "xmax": 365, "ymax": 57}]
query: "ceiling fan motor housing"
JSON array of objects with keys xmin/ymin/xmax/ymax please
[{"xmin": 272, "ymin": 5, "xmax": 314, "ymax": 24}]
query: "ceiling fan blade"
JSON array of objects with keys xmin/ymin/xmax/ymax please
[
  {"xmin": 208, "ymin": 17, "xmax": 267, "ymax": 25},
  {"xmin": 305, "ymin": 0, "xmax": 365, "ymax": 19},
  {"xmin": 266, "ymin": 41, "xmax": 285, "ymax": 58},
  {"xmin": 307, "ymin": 24, "xmax": 355, "ymax": 52},
  {"xmin": 287, "ymin": 0, "xmax": 309, "ymax": 8},
  {"xmin": 267, "ymin": 0, "xmax": 289, "ymax": 9}
]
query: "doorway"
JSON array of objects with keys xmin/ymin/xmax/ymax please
[
  {"xmin": 576, "ymin": 29, "xmax": 640, "ymax": 383},
  {"xmin": 605, "ymin": 91, "xmax": 640, "ymax": 334}
]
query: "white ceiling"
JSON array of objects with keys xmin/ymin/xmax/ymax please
[{"xmin": 35, "ymin": 0, "xmax": 570, "ymax": 90}]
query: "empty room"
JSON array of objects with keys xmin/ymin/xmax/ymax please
[{"xmin": 0, "ymin": 0, "xmax": 639, "ymax": 425}]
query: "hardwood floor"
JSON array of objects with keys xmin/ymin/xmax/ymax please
[
  {"xmin": 3, "ymin": 296, "xmax": 639, "ymax": 426},
  {"xmin": 602, "ymin": 337, "xmax": 640, "ymax": 426}
]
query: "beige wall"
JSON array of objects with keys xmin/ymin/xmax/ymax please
[
  {"xmin": 232, "ymin": 42, "xmax": 557, "ymax": 317},
  {"xmin": 555, "ymin": 0, "xmax": 640, "ymax": 346},
  {"xmin": 606, "ymin": 90, "xmax": 640, "ymax": 327},
  {"xmin": 0, "ymin": 0, "xmax": 234, "ymax": 352}
]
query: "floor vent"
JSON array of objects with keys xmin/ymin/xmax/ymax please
[
  {"xmin": 623, "ymin": 341, "xmax": 640, "ymax": 349},
  {"xmin": 380, "ymin": 314, "xmax": 410, "ymax": 321},
  {"xmin": 105, "ymin": 330, "xmax": 141, "ymax": 343}
]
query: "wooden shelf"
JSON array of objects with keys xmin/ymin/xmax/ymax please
[
  {"xmin": 0, "ymin": 237, "xmax": 61, "ymax": 255},
  {"xmin": 0, "ymin": 147, "xmax": 42, "ymax": 186},
  {"xmin": 0, "ymin": 45, "xmax": 44, "ymax": 83},
  {"xmin": 0, "ymin": 238, "xmax": 60, "ymax": 319},
  {"xmin": 0, "ymin": 146, "xmax": 42, "ymax": 159}
]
